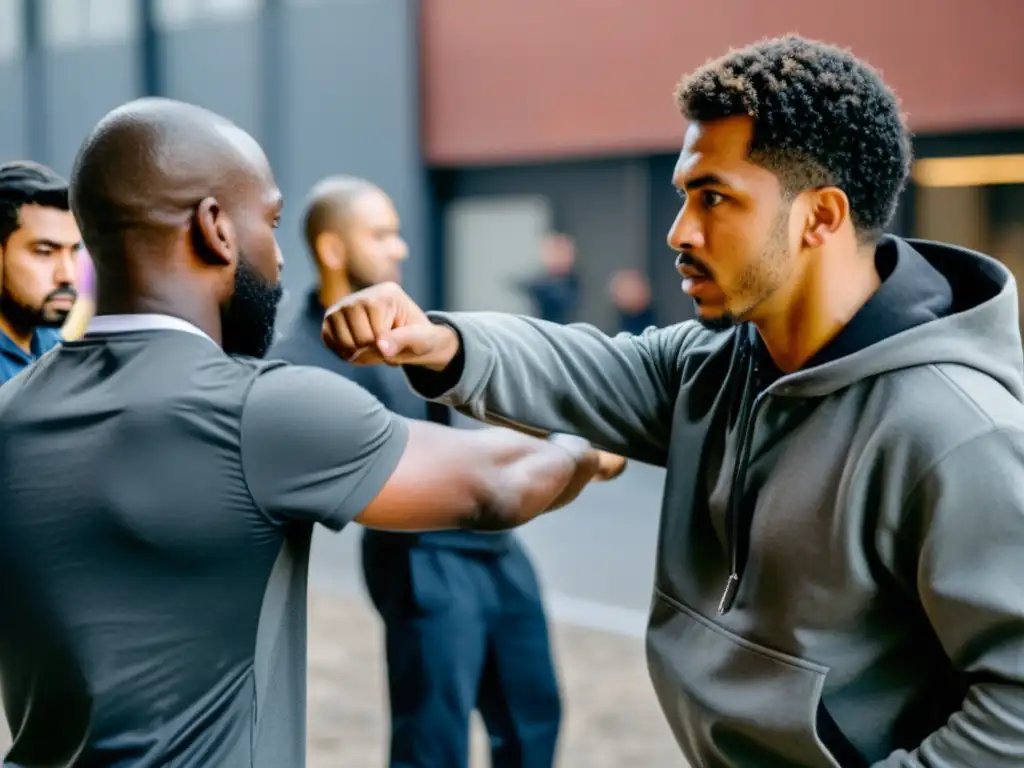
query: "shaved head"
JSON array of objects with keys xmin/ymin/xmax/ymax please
[
  {"xmin": 70, "ymin": 97, "xmax": 285, "ymax": 357},
  {"xmin": 71, "ymin": 98, "xmax": 269, "ymax": 258},
  {"xmin": 302, "ymin": 176, "xmax": 407, "ymax": 296},
  {"xmin": 302, "ymin": 175, "xmax": 379, "ymax": 254}
]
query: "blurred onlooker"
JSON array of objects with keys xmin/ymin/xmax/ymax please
[
  {"xmin": 609, "ymin": 268, "xmax": 656, "ymax": 335},
  {"xmin": 271, "ymin": 177, "xmax": 563, "ymax": 768},
  {"xmin": 519, "ymin": 232, "xmax": 579, "ymax": 324},
  {"xmin": 0, "ymin": 161, "xmax": 82, "ymax": 385}
]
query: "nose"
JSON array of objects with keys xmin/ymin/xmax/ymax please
[
  {"xmin": 666, "ymin": 203, "xmax": 705, "ymax": 254},
  {"xmin": 54, "ymin": 252, "xmax": 75, "ymax": 285},
  {"xmin": 394, "ymin": 236, "xmax": 409, "ymax": 262}
]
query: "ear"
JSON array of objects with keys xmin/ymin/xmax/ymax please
[
  {"xmin": 801, "ymin": 186, "xmax": 850, "ymax": 249},
  {"xmin": 314, "ymin": 231, "xmax": 346, "ymax": 272},
  {"xmin": 192, "ymin": 197, "xmax": 236, "ymax": 267}
]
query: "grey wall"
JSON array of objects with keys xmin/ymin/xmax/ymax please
[
  {"xmin": 446, "ymin": 159, "xmax": 651, "ymax": 331},
  {"xmin": 279, "ymin": 0, "xmax": 427, "ymax": 316},
  {"xmin": 157, "ymin": 11, "xmax": 262, "ymax": 141},
  {"xmin": 153, "ymin": 0, "xmax": 427, "ymax": 322},
  {"xmin": 6, "ymin": 0, "xmax": 427, "ymax": 330},
  {"xmin": 0, "ymin": 62, "xmax": 26, "ymax": 162},
  {"xmin": 0, "ymin": 0, "xmax": 27, "ymax": 161},
  {"xmin": 41, "ymin": 47, "xmax": 140, "ymax": 176},
  {"xmin": 39, "ymin": 0, "xmax": 141, "ymax": 176}
]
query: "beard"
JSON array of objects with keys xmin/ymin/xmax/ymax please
[
  {"xmin": 694, "ymin": 309, "xmax": 739, "ymax": 332},
  {"xmin": 0, "ymin": 284, "xmax": 78, "ymax": 332},
  {"xmin": 692, "ymin": 208, "xmax": 792, "ymax": 332},
  {"xmin": 220, "ymin": 255, "xmax": 284, "ymax": 359}
]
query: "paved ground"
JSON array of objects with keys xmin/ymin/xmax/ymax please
[
  {"xmin": 306, "ymin": 591, "xmax": 683, "ymax": 768},
  {"xmin": 1, "ymin": 590, "xmax": 685, "ymax": 767}
]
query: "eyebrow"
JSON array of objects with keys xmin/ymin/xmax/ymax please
[
  {"xmin": 30, "ymin": 238, "xmax": 82, "ymax": 250},
  {"xmin": 678, "ymin": 173, "xmax": 730, "ymax": 191}
]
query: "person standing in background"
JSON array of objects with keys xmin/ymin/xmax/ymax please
[
  {"xmin": 0, "ymin": 161, "xmax": 81, "ymax": 384},
  {"xmin": 519, "ymin": 233, "xmax": 579, "ymax": 325},
  {"xmin": 270, "ymin": 176, "xmax": 585, "ymax": 768},
  {"xmin": 608, "ymin": 268, "xmax": 656, "ymax": 335}
]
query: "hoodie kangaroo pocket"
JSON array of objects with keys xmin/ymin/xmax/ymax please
[{"xmin": 646, "ymin": 589, "xmax": 841, "ymax": 768}]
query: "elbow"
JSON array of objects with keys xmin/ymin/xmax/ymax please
[
  {"xmin": 459, "ymin": 489, "xmax": 524, "ymax": 532},
  {"xmin": 458, "ymin": 471, "xmax": 543, "ymax": 532},
  {"xmin": 454, "ymin": 433, "xmax": 586, "ymax": 532}
]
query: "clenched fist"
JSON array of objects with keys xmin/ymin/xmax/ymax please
[{"xmin": 321, "ymin": 282, "xmax": 461, "ymax": 371}]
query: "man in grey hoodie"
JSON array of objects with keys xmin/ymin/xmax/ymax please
[{"xmin": 320, "ymin": 35, "xmax": 1024, "ymax": 768}]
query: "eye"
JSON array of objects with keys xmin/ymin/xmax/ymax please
[
  {"xmin": 33, "ymin": 246, "xmax": 54, "ymax": 257},
  {"xmin": 272, "ymin": 216, "xmax": 281, "ymax": 230},
  {"xmin": 701, "ymin": 190, "xmax": 726, "ymax": 208}
]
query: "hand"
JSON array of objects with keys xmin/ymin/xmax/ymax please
[
  {"xmin": 321, "ymin": 282, "xmax": 460, "ymax": 371},
  {"xmin": 544, "ymin": 450, "xmax": 628, "ymax": 510},
  {"xmin": 542, "ymin": 439, "xmax": 627, "ymax": 512},
  {"xmin": 594, "ymin": 451, "xmax": 628, "ymax": 481}
]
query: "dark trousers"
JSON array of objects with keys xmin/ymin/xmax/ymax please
[{"xmin": 361, "ymin": 534, "xmax": 562, "ymax": 768}]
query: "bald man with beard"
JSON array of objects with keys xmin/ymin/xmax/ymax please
[{"xmin": 0, "ymin": 98, "xmax": 620, "ymax": 768}]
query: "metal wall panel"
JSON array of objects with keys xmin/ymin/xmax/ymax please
[
  {"xmin": 38, "ymin": 0, "xmax": 141, "ymax": 175},
  {"xmin": 277, "ymin": 0, "xmax": 428, "ymax": 319}
]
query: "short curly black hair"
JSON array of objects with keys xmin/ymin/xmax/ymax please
[{"xmin": 675, "ymin": 35, "xmax": 911, "ymax": 240}]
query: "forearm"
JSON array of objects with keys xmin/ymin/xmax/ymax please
[
  {"xmin": 464, "ymin": 431, "xmax": 597, "ymax": 531},
  {"xmin": 406, "ymin": 313, "xmax": 694, "ymax": 464}
]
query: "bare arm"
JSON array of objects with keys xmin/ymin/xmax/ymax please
[
  {"xmin": 240, "ymin": 364, "xmax": 602, "ymax": 533},
  {"xmin": 356, "ymin": 423, "xmax": 597, "ymax": 531}
]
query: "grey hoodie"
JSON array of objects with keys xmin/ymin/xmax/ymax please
[{"xmin": 405, "ymin": 237, "xmax": 1024, "ymax": 767}]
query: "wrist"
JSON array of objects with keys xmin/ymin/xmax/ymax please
[
  {"xmin": 547, "ymin": 432, "xmax": 598, "ymax": 464},
  {"xmin": 423, "ymin": 323, "xmax": 461, "ymax": 372}
]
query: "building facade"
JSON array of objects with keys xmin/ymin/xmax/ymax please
[{"xmin": 1, "ymin": 0, "xmax": 1021, "ymax": 329}]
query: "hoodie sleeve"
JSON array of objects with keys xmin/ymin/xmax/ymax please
[
  {"xmin": 872, "ymin": 427, "xmax": 1024, "ymax": 767},
  {"xmin": 403, "ymin": 312, "xmax": 707, "ymax": 467}
]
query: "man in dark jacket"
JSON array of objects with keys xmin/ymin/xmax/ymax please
[
  {"xmin": 322, "ymin": 36, "xmax": 1024, "ymax": 768},
  {"xmin": 270, "ymin": 177, "xmax": 588, "ymax": 768}
]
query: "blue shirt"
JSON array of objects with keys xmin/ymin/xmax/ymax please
[{"xmin": 0, "ymin": 327, "xmax": 62, "ymax": 386}]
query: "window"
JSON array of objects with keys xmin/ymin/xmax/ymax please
[
  {"xmin": 0, "ymin": 0, "xmax": 22, "ymax": 61},
  {"xmin": 912, "ymin": 152, "xmax": 1024, "ymax": 330},
  {"xmin": 155, "ymin": 0, "xmax": 258, "ymax": 30},
  {"xmin": 42, "ymin": 0, "xmax": 138, "ymax": 48}
]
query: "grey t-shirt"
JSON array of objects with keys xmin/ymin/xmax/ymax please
[{"xmin": 0, "ymin": 328, "xmax": 408, "ymax": 767}]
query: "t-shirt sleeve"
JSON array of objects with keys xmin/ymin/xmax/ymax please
[{"xmin": 239, "ymin": 364, "xmax": 410, "ymax": 530}]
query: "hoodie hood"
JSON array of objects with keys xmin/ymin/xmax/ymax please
[{"xmin": 771, "ymin": 236, "xmax": 1024, "ymax": 401}]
